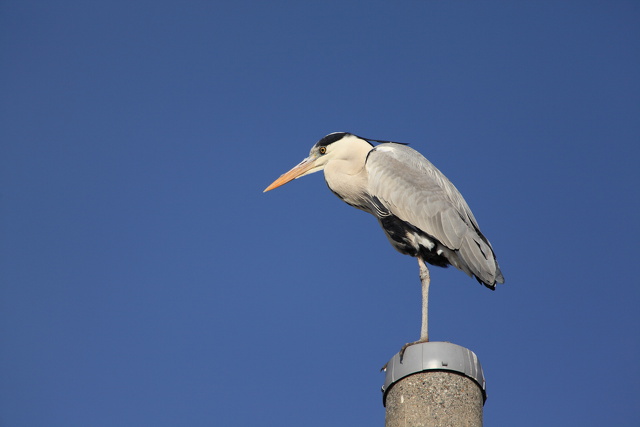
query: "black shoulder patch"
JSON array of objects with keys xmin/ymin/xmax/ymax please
[{"xmin": 314, "ymin": 132, "xmax": 351, "ymax": 148}]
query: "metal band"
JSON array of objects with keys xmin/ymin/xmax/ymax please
[{"xmin": 382, "ymin": 341, "xmax": 487, "ymax": 406}]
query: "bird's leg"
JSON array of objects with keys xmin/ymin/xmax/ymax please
[
  {"xmin": 419, "ymin": 256, "xmax": 430, "ymax": 342},
  {"xmin": 398, "ymin": 257, "xmax": 431, "ymax": 361}
]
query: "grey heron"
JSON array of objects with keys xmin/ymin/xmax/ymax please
[{"xmin": 264, "ymin": 132, "xmax": 504, "ymax": 353}]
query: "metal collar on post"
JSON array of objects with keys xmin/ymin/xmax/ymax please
[{"xmin": 382, "ymin": 341, "xmax": 487, "ymax": 406}]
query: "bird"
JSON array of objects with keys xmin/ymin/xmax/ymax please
[{"xmin": 264, "ymin": 132, "xmax": 504, "ymax": 355}]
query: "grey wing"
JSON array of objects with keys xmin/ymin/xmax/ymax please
[{"xmin": 366, "ymin": 144, "xmax": 504, "ymax": 287}]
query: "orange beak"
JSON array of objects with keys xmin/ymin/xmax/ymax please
[{"xmin": 264, "ymin": 156, "xmax": 319, "ymax": 192}]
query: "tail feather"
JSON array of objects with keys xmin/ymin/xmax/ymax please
[{"xmin": 457, "ymin": 234, "xmax": 503, "ymax": 289}]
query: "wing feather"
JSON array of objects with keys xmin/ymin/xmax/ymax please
[{"xmin": 366, "ymin": 144, "xmax": 503, "ymax": 286}]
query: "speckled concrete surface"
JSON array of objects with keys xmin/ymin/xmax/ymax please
[{"xmin": 385, "ymin": 371, "xmax": 483, "ymax": 427}]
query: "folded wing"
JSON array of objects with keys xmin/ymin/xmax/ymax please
[{"xmin": 366, "ymin": 144, "xmax": 504, "ymax": 288}]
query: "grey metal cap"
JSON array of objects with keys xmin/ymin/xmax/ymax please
[{"xmin": 382, "ymin": 341, "xmax": 487, "ymax": 406}]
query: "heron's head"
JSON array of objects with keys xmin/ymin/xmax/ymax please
[{"xmin": 264, "ymin": 132, "xmax": 372, "ymax": 192}]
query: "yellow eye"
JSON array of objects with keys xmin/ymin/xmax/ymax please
[{"xmin": 319, "ymin": 146, "xmax": 327, "ymax": 154}]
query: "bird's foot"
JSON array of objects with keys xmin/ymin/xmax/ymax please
[
  {"xmin": 381, "ymin": 338, "xmax": 429, "ymax": 371},
  {"xmin": 399, "ymin": 338, "xmax": 429, "ymax": 362}
]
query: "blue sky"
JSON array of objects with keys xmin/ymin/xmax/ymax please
[{"xmin": 1, "ymin": 1, "xmax": 639, "ymax": 425}]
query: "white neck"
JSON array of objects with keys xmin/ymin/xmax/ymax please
[{"xmin": 323, "ymin": 136, "xmax": 373, "ymax": 210}]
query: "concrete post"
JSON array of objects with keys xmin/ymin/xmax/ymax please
[{"xmin": 382, "ymin": 342, "xmax": 486, "ymax": 427}]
